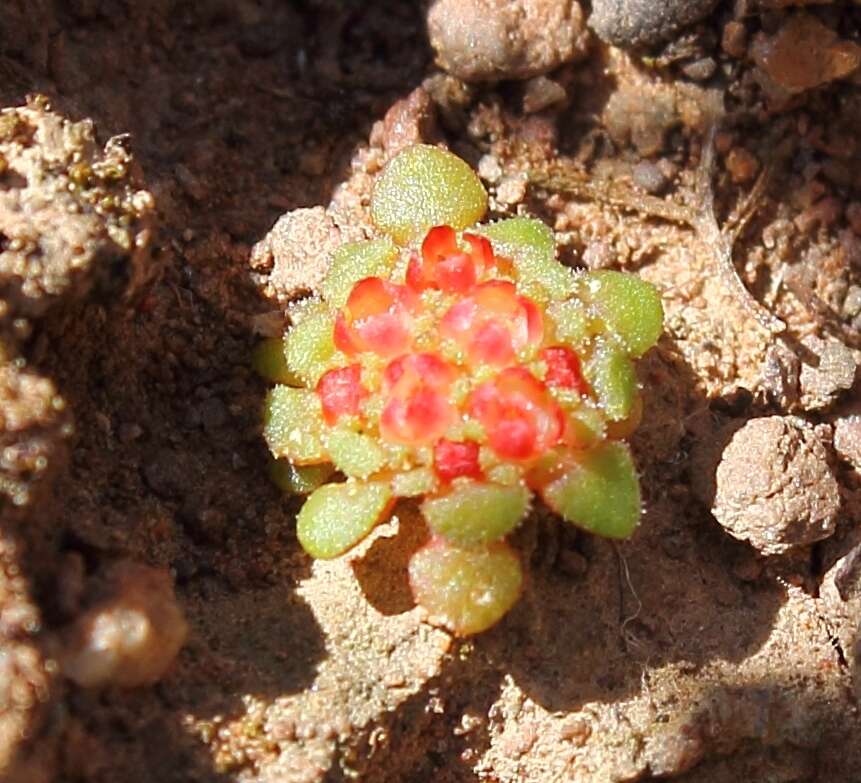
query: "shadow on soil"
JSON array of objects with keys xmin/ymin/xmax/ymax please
[
  {"xmin": 340, "ymin": 342, "xmax": 790, "ymax": 782},
  {"xmin": 0, "ymin": 0, "xmax": 433, "ymax": 780}
]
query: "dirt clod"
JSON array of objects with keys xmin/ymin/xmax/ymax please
[
  {"xmin": 427, "ymin": 0, "xmax": 589, "ymax": 83},
  {"xmin": 798, "ymin": 335, "xmax": 858, "ymax": 410},
  {"xmin": 834, "ymin": 414, "xmax": 861, "ymax": 470},
  {"xmin": 0, "ymin": 98, "xmax": 154, "ymax": 333},
  {"xmin": 250, "ymin": 207, "xmax": 365, "ymax": 308},
  {"xmin": 712, "ymin": 416, "xmax": 840, "ymax": 555}
]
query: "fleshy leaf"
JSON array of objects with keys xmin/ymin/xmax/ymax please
[
  {"xmin": 563, "ymin": 401, "xmax": 606, "ymax": 449},
  {"xmin": 421, "ymin": 481, "xmax": 530, "ymax": 546},
  {"xmin": 270, "ymin": 460, "xmax": 335, "ymax": 494},
  {"xmin": 408, "ymin": 539, "xmax": 523, "ymax": 636},
  {"xmin": 297, "ymin": 481, "xmax": 392, "ymax": 559},
  {"xmin": 371, "ymin": 145, "xmax": 488, "ymax": 244},
  {"xmin": 326, "ymin": 428, "xmax": 386, "ymax": 479},
  {"xmin": 584, "ymin": 341, "xmax": 638, "ymax": 421},
  {"xmin": 547, "ymin": 298, "xmax": 591, "ymax": 347},
  {"xmin": 284, "ymin": 305, "xmax": 339, "ymax": 385},
  {"xmin": 581, "ymin": 270, "xmax": 663, "ymax": 357},
  {"xmin": 541, "ymin": 441, "xmax": 640, "ymax": 539},
  {"xmin": 479, "ymin": 217, "xmax": 576, "ymax": 300},
  {"xmin": 322, "ymin": 238, "xmax": 399, "ymax": 308},
  {"xmin": 252, "ymin": 337, "xmax": 299, "ymax": 384},
  {"xmin": 391, "ymin": 467, "xmax": 437, "ymax": 497},
  {"xmin": 263, "ymin": 386, "xmax": 327, "ymax": 463}
]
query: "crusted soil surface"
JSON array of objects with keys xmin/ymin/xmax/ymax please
[{"xmin": 1, "ymin": 2, "xmax": 861, "ymax": 782}]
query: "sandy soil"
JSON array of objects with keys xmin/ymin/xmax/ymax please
[{"xmin": 0, "ymin": 2, "xmax": 860, "ymax": 781}]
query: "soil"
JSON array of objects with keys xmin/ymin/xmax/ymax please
[{"xmin": 1, "ymin": 1, "xmax": 861, "ymax": 782}]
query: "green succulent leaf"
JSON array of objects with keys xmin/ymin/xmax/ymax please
[
  {"xmin": 284, "ymin": 304, "xmax": 339, "ymax": 385},
  {"xmin": 564, "ymin": 401, "xmax": 607, "ymax": 448},
  {"xmin": 263, "ymin": 385, "xmax": 328, "ymax": 463},
  {"xmin": 541, "ymin": 441, "xmax": 641, "ymax": 539},
  {"xmin": 252, "ymin": 337, "xmax": 300, "ymax": 384},
  {"xmin": 322, "ymin": 238, "xmax": 399, "ymax": 308},
  {"xmin": 408, "ymin": 539, "xmax": 523, "ymax": 636},
  {"xmin": 421, "ymin": 481, "xmax": 530, "ymax": 546},
  {"xmin": 547, "ymin": 298, "xmax": 591, "ymax": 348},
  {"xmin": 479, "ymin": 217, "xmax": 576, "ymax": 300},
  {"xmin": 297, "ymin": 481, "xmax": 392, "ymax": 559},
  {"xmin": 371, "ymin": 145, "xmax": 488, "ymax": 244},
  {"xmin": 270, "ymin": 460, "xmax": 335, "ymax": 494},
  {"xmin": 326, "ymin": 428, "xmax": 386, "ymax": 479},
  {"xmin": 391, "ymin": 467, "xmax": 437, "ymax": 497},
  {"xmin": 584, "ymin": 340, "xmax": 638, "ymax": 421},
  {"xmin": 581, "ymin": 270, "xmax": 663, "ymax": 357}
]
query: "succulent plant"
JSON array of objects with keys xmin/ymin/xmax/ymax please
[{"xmin": 257, "ymin": 144, "xmax": 663, "ymax": 635}]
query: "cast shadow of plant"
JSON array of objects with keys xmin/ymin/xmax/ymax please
[
  {"xmin": 352, "ymin": 336, "xmax": 788, "ymax": 756},
  {"xmin": 480, "ymin": 339, "xmax": 786, "ymax": 713},
  {"xmin": 0, "ymin": 0, "xmax": 434, "ymax": 779}
]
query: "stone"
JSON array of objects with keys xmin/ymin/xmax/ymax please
[
  {"xmin": 588, "ymin": 0, "xmax": 719, "ymax": 48},
  {"xmin": 427, "ymin": 0, "xmax": 589, "ymax": 83}
]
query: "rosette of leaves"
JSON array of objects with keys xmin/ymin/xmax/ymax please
[{"xmin": 254, "ymin": 145, "xmax": 663, "ymax": 636}]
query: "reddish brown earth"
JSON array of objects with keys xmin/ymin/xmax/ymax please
[{"xmin": 1, "ymin": 2, "xmax": 860, "ymax": 782}]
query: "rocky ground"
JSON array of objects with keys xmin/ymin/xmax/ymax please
[{"xmin": 0, "ymin": 1, "xmax": 860, "ymax": 781}]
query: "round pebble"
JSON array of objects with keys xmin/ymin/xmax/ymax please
[
  {"xmin": 588, "ymin": 0, "xmax": 719, "ymax": 48},
  {"xmin": 427, "ymin": 0, "xmax": 589, "ymax": 83}
]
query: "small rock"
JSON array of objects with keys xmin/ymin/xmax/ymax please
[
  {"xmin": 760, "ymin": 342, "xmax": 801, "ymax": 408},
  {"xmin": 588, "ymin": 0, "xmax": 719, "ymax": 48},
  {"xmin": 795, "ymin": 195, "xmax": 842, "ymax": 234},
  {"xmin": 378, "ymin": 88, "xmax": 440, "ymax": 160},
  {"xmin": 522, "ymin": 76, "xmax": 567, "ymax": 113},
  {"xmin": 422, "ymin": 73, "xmax": 474, "ymax": 130},
  {"xmin": 559, "ymin": 717, "xmax": 591, "ymax": 745},
  {"xmin": 798, "ymin": 335, "xmax": 858, "ymax": 410},
  {"xmin": 427, "ymin": 0, "xmax": 589, "ymax": 83},
  {"xmin": 712, "ymin": 416, "xmax": 840, "ymax": 555},
  {"xmin": 603, "ymin": 82, "xmax": 679, "ymax": 157},
  {"xmin": 843, "ymin": 285, "xmax": 861, "ymax": 321},
  {"xmin": 117, "ymin": 422, "xmax": 143, "ymax": 444},
  {"xmin": 721, "ymin": 20, "xmax": 747, "ymax": 58},
  {"xmin": 834, "ymin": 415, "xmax": 861, "ymax": 470},
  {"xmin": 680, "ymin": 57, "xmax": 717, "ymax": 82},
  {"xmin": 60, "ymin": 561, "xmax": 188, "ymax": 688},
  {"xmin": 643, "ymin": 721, "xmax": 704, "ymax": 777},
  {"xmin": 496, "ymin": 172, "xmax": 528, "ymax": 206},
  {"xmin": 751, "ymin": 13, "xmax": 861, "ymax": 99},
  {"xmin": 632, "ymin": 160, "xmax": 669, "ymax": 194},
  {"xmin": 831, "ymin": 542, "xmax": 861, "ymax": 602},
  {"xmin": 478, "ymin": 154, "xmax": 503, "ymax": 184},
  {"xmin": 558, "ymin": 547, "xmax": 588, "ymax": 577},
  {"xmin": 725, "ymin": 147, "xmax": 760, "ymax": 184}
]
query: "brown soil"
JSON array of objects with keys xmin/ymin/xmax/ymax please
[{"xmin": 1, "ymin": 2, "xmax": 861, "ymax": 781}]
